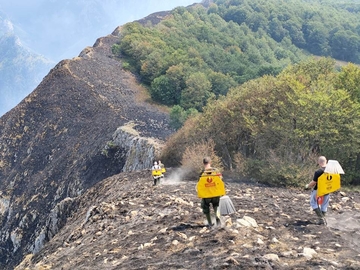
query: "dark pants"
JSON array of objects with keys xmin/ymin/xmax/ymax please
[
  {"xmin": 201, "ymin": 197, "xmax": 220, "ymax": 214},
  {"xmin": 153, "ymin": 177, "xmax": 160, "ymax": 185}
]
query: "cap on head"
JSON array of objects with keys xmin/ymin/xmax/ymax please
[{"xmin": 154, "ymin": 161, "xmax": 158, "ymax": 165}]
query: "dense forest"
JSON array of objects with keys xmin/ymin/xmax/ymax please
[
  {"xmin": 161, "ymin": 58, "xmax": 360, "ymax": 186},
  {"xmin": 112, "ymin": 0, "xmax": 360, "ymax": 186}
]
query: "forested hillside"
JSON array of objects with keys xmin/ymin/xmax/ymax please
[
  {"xmin": 111, "ymin": 0, "xmax": 360, "ymax": 186},
  {"xmin": 112, "ymin": 0, "xmax": 360, "ymax": 128},
  {"xmin": 213, "ymin": 0, "xmax": 360, "ymax": 62}
]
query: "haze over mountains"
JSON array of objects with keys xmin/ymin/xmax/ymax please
[{"xmin": 0, "ymin": 0, "xmax": 198, "ymax": 116}]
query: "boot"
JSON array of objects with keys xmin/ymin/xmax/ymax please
[
  {"xmin": 317, "ymin": 218, "xmax": 325, "ymax": 225},
  {"xmin": 215, "ymin": 217, "xmax": 221, "ymax": 226},
  {"xmin": 214, "ymin": 206, "xmax": 221, "ymax": 226},
  {"xmin": 313, "ymin": 208, "xmax": 323, "ymax": 217},
  {"xmin": 313, "ymin": 208, "xmax": 325, "ymax": 225},
  {"xmin": 205, "ymin": 213, "xmax": 213, "ymax": 227},
  {"xmin": 322, "ymin": 211, "xmax": 326, "ymax": 216}
]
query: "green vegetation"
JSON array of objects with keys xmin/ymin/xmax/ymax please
[
  {"xmin": 112, "ymin": 3, "xmax": 308, "ymax": 119},
  {"xmin": 113, "ymin": 0, "xmax": 360, "ymax": 129},
  {"xmin": 213, "ymin": 0, "xmax": 360, "ymax": 63},
  {"xmin": 111, "ymin": 0, "xmax": 360, "ymax": 186},
  {"xmin": 161, "ymin": 58, "xmax": 360, "ymax": 186}
]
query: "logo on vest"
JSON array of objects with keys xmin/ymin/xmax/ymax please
[{"xmin": 205, "ymin": 177, "xmax": 216, "ymax": 187}]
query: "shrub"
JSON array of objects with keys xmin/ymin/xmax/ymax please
[
  {"xmin": 180, "ymin": 139, "xmax": 223, "ymax": 180},
  {"xmin": 244, "ymin": 151, "xmax": 315, "ymax": 187}
]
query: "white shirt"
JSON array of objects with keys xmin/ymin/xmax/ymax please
[{"xmin": 152, "ymin": 165, "xmax": 161, "ymax": 170}]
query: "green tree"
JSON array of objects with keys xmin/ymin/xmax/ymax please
[
  {"xmin": 170, "ymin": 105, "xmax": 186, "ymax": 130},
  {"xmin": 246, "ymin": 12, "xmax": 268, "ymax": 32},
  {"xmin": 303, "ymin": 22, "xmax": 330, "ymax": 55},
  {"xmin": 208, "ymin": 71, "xmax": 237, "ymax": 97},
  {"xmin": 180, "ymin": 72, "xmax": 214, "ymax": 111},
  {"xmin": 330, "ymin": 30, "xmax": 360, "ymax": 61},
  {"xmin": 113, "ymin": 0, "xmax": 360, "ymax": 116},
  {"xmin": 335, "ymin": 63, "xmax": 360, "ymax": 102},
  {"xmin": 283, "ymin": 20, "xmax": 306, "ymax": 47},
  {"xmin": 169, "ymin": 105, "xmax": 198, "ymax": 130},
  {"xmin": 269, "ymin": 18, "xmax": 287, "ymax": 42},
  {"xmin": 150, "ymin": 75, "xmax": 172, "ymax": 104},
  {"xmin": 224, "ymin": 6, "xmax": 249, "ymax": 25}
]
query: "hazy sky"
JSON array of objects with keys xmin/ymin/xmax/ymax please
[
  {"xmin": 0, "ymin": 1, "xmax": 200, "ymax": 116},
  {"xmin": 0, "ymin": 0, "xmax": 199, "ymax": 61}
]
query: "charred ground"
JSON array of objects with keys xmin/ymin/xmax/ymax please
[
  {"xmin": 15, "ymin": 170, "xmax": 360, "ymax": 270},
  {"xmin": 0, "ymin": 22, "xmax": 172, "ymax": 270}
]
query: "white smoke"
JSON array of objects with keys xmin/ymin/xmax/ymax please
[{"xmin": 162, "ymin": 167, "xmax": 191, "ymax": 185}]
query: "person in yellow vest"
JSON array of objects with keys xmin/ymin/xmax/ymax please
[
  {"xmin": 151, "ymin": 161, "xmax": 162, "ymax": 186},
  {"xmin": 196, "ymin": 156, "xmax": 225, "ymax": 227},
  {"xmin": 158, "ymin": 160, "xmax": 166, "ymax": 177},
  {"xmin": 305, "ymin": 156, "xmax": 329, "ymax": 225}
]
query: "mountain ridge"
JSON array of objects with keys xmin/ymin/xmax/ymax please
[{"xmin": 0, "ymin": 25, "xmax": 172, "ymax": 269}]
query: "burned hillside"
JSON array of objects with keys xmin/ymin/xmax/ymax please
[
  {"xmin": 15, "ymin": 170, "xmax": 360, "ymax": 269},
  {"xmin": 0, "ymin": 27, "xmax": 172, "ymax": 269}
]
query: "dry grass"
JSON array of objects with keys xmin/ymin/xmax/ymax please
[
  {"xmin": 125, "ymin": 74, "xmax": 171, "ymax": 113},
  {"xmin": 180, "ymin": 139, "xmax": 223, "ymax": 180}
]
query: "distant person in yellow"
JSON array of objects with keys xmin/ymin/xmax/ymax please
[
  {"xmin": 196, "ymin": 157, "xmax": 225, "ymax": 227},
  {"xmin": 305, "ymin": 156, "xmax": 329, "ymax": 225},
  {"xmin": 151, "ymin": 161, "xmax": 162, "ymax": 186},
  {"xmin": 158, "ymin": 160, "xmax": 166, "ymax": 177}
]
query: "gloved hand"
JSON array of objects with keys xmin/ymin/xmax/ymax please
[{"xmin": 304, "ymin": 184, "xmax": 310, "ymax": 190}]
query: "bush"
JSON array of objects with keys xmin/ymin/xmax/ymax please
[
  {"xmin": 160, "ymin": 113, "xmax": 202, "ymax": 166},
  {"xmin": 244, "ymin": 151, "xmax": 315, "ymax": 187},
  {"xmin": 180, "ymin": 139, "xmax": 223, "ymax": 180},
  {"xmin": 170, "ymin": 106, "xmax": 199, "ymax": 130}
]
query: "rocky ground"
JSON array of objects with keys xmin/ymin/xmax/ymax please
[{"xmin": 15, "ymin": 169, "xmax": 360, "ymax": 270}]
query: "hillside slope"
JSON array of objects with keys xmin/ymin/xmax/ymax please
[
  {"xmin": 0, "ymin": 26, "xmax": 172, "ymax": 269},
  {"xmin": 15, "ymin": 170, "xmax": 360, "ymax": 269}
]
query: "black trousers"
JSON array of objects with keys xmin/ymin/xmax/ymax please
[{"xmin": 201, "ymin": 197, "xmax": 220, "ymax": 214}]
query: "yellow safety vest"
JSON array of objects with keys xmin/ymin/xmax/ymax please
[
  {"xmin": 152, "ymin": 169, "xmax": 162, "ymax": 177},
  {"xmin": 317, "ymin": 173, "xmax": 341, "ymax": 196},
  {"xmin": 197, "ymin": 169, "xmax": 226, "ymax": 198}
]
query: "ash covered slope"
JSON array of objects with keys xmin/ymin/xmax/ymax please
[
  {"xmin": 0, "ymin": 26, "xmax": 172, "ymax": 269},
  {"xmin": 15, "ymin": 171, "xmax": 360, "ymax": 269}
]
